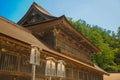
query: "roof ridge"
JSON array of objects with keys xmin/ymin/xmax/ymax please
[
  {"xmin": 32, "ymin": 2, "xmax": 52, "ymax": 16},
  {"xmin": 17, "ymin": 2, "xmax": 56, "ymax": 25}
]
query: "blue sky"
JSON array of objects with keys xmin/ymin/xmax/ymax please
[{"xmin": 0, "ymin": 0, "xmax": 120, "ymax": 33}]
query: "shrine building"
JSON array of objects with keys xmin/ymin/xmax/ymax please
[{"xmin": 0, "ymin": 2, "xmax": 108, "ymax": 80}]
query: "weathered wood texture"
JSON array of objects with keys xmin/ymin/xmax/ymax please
[
  {"xmin": 54, "ymin": 28, "xmax": 93, "ymax": 65},
  {"xmin": 0, "ymin": 37, "xmax": 103, "ymax": 80},
  {"xmin": 33, "ymin": 24, "xmax": 93, "ymax": 66},
  {"xmin": 18, "ymin": 3, "xmax": 56, "ymax": 26}
]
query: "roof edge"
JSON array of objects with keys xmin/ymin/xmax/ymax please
[
  {"xmin": 42, "ymin": 49, "xmax": 109, "ymax": 75},
  {"xmin": 32, "ymin": 2, "xmax": 52, "ymax": 16},
  {"xmin": 23, "ymin": 15, "xmax": 63, "ymax": 27},
  {"xmin": 60, "ymin": 15, "xmax": 101, "ymax": 53},
  {"xmin": 0, "ymin": 16, "xmax": 31, "ymax": 33},
  {"xmin": 17, "ymin": 2, "xmax": 56, "ymax": 25}
]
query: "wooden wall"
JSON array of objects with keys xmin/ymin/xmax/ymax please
[
  {"xmin": 55, "ymin": 30, "xmax": 93, "ymax": 65},
  {"xmin": 0, "ymin": 36, "xmax": 103, "ymax": 80}
]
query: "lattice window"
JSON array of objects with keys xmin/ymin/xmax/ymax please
[
  {"xmin": 20, "ymin": 57, "xmax": 31, "ymax": 73},
  {"xmin": 83, "ymin": 72, "xmax": 88, "ymax": 80},
  {"xmin": 0, "ymin": 52, "xmax": 18, "ymax": 71},
  {"xmin": 88, "ymin": 72, "xmax": 93, "ymax": 80},
  {"xmin": 73, "ymin": 70, "xmax": 79, "ymax": 79},
  {"xmin": 66, "ymin": 68, "xmax": 72, "ymax": 78},
  {"xmin": 36, "ymin": 61, "xmax": 46, "ymax": 76},
  {"xmin": 79, "ymin": 71, "xmax": 84, "ymax": 80}
]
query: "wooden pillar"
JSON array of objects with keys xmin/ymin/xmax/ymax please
[
  {"xmin": 0, "ymin": 49, "xmax": 1, "ymax": 70},
  {"xmin": 17, "ymin": 54, "xmax": 21, "ymax": 72}
]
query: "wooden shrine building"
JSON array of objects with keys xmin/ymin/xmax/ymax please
[{"xmin": 0, "ymin": 2, "xmax": 108, "ymax": 80}]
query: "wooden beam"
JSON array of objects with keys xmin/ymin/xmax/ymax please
[{"xmin": 0, "ymin": 33, "xmax": 30, "ymax": 48}]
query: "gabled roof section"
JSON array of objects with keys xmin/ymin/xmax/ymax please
[
  {"xmin": 61, "ymin": 16, "xmax": 101, "ymax": 53},
  {"xmin": 33, "ymin": 2, "xmax": 52, "ymax": 16},
  {"xmin": 18, "ymin": 2, "xmax": 57, "ymax": 26},
  {"xmin": 26, "ymin": 15, "xmax": 100, "ymax": 53}
]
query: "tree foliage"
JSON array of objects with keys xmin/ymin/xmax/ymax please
[{"xmin": 68, "ymin": 18, "xmax": 120, "ymax": 72}]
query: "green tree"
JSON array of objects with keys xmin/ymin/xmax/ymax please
[
  {"xmin": 117, "ymin": 27, "xmax": 120, "ymax": 40},
  {"xmin": 68, "ymin": 18, "xmax": 120, "ymax": 72}
]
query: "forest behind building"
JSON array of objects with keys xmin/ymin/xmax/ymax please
[{"xmin": 68, "ymin": 18, "xmax": 120, "ymax": 72}]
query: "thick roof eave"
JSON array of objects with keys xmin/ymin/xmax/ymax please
[
  {"xmin": 60, "ymin": 16, "xmax": 101, "ymax": 53},
  {"xmin": 26, "ymin": 15, "xmax": 101, "ymax": 53}
]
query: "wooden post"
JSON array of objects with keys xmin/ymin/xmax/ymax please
[
  {"xmin": 50, "ymin": 60, "xmax": 52, "ymax": 80},
  {"xmin": 32, "ymin": 64, "xmax": 36, "ymax": 80},
  {"xmin": 17, "ymin": 55, "xmax": 21, "ymax": 72}
]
